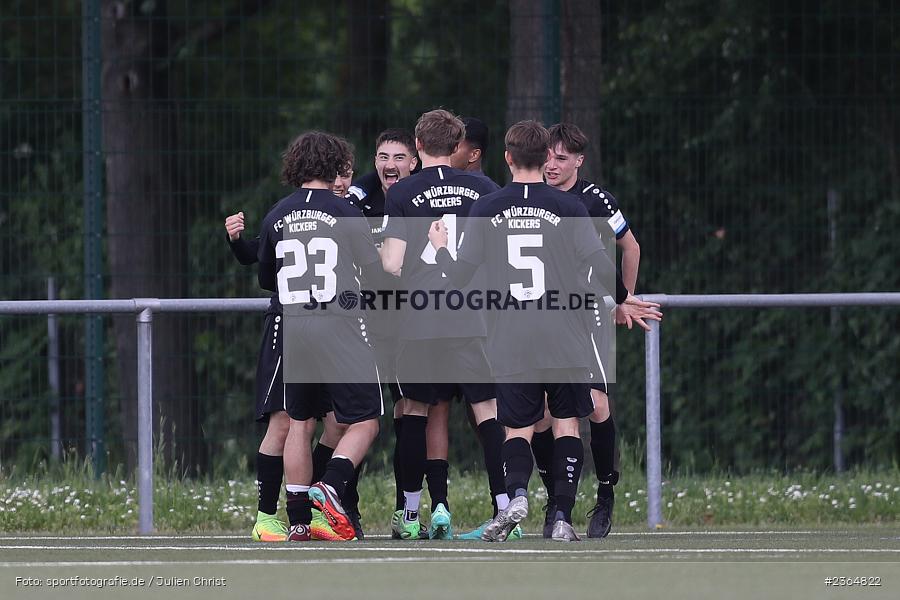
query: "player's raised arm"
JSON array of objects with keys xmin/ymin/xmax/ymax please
[
  {"xmin": 380, "ymin": 236, "xmax": 406, "ymax": 276},
  {"xmin": 225, "ymin": 211, "xmax": 262, "ymax": 265},
  {"xmin": 380, "ymin": 187, "xmax": 408, "ymax": 275},
  {"xmin": 430, "ymin": 220, "xmax": 479, "ymax": 288},
  {"xmin": 617, "ymin": 294, "xmax": 662, "ymax": 331},
  {"xmin": 256, "ymin": 224, "xmax": 277, "ymax": 292}
]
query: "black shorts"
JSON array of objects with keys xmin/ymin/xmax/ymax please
[
  {"xmin": 496, "ymin": 369, "xmax": 593, "ymax": 429},
  {"xmin": 254, "ymin": 312, "xmax": 285, "ymax": 422},
  {"xmin": 587, "ymin": 302, "xmax": 613, "ymax": 393},
  {"xmin": 282, "ymin": 316, "xmax": 383, "ymax": 424},
  {"xmin": 396, "ymin": 338, "xmax": 494, "ymax": 406},
  {"xmin": 369, "ymin": 334, "xmax": 403, "ymax": 402},
  {"xmin": 398, "ymin": 381, "xmax": 495, "ymax": 406},
  {"xmin": 283, "ymin": 383, "xmax": 332, "ymax": 421}
]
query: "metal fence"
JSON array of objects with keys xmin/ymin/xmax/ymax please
[
  {"xmin": 3, "ymin": 292, "xmax": 899, "ymax": 532},
  {"xmin": 640, "ymin": 293, "xmax": 900, "ymax": 528},
  {"xmin": 1, "ymin": 2, "xmax": 898, "ymax": 478}
]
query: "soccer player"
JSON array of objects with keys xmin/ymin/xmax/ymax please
[
  {"xmin": 344, "ymin": 129, "xmax": 428, "ymax": 534},
  {"xmin": 347, "ymin": 128, "xmax": 419, "ymax": 242},
  {"xmin": 427, "ymin": 120, "xmax": 660, "ymax": 541},
  {"xmin": 256, "ymin": 131, "xmax": 387, "ymax": 541},
  {"xmin": 450, "ymin": 117, "xmax": 501, "ymax": 183},
  {"xmin": 536, "ymin": 122, "xmax": 641, "ymax": 538},
  {"xmin": 447, "ymin": 116, "xmax": 515, "ymax": 539},
  {"xmin": 332, "ymin": 166, "xmax": 354, "ymax": 197},
  {"xmin": 381, "ymin": 109, "xmax": 508, "ymax": 540},
  {"xmin": 225, "ymin": 158, "xmax": 362, "ymax": 541}
]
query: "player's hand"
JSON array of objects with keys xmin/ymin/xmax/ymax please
[
  {"xmin": 618, "ymin": 294, "xmax": 662, "ymax": 331},
  {"xmin": 428, "ymin": 219, "xmax": 449, "ymax": 249},
  {"xmin": 225, "ymin": 212, "xmax": 245, "ymax": 241}
]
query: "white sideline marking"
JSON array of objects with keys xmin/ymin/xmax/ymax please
[
  {"xmin": 0, "ymin": 558, "xmax": 516, "ymax": 568},
  {"xmin": 0, "ymin": 530, "xmax": 826, "ymax": 541},
  {"xmin": 1, "ymin": 544, "xmax": 898, "ymax": 555}
]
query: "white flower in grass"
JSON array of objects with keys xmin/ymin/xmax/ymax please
[
  {"xmin": 676, "ymin": 491, "xmax": 686, "ymax": 498},
  {"xmin": 706, "ymin": 504, "xmax": 712, "ymax": 509},
  {"xmin": 876, "ymin": 482, "xmax": 882, "ymax": 488},
  {"xmin": 628, "ymin": 500, "xmax": 638, "ymax": 508},
  {"xmin": 727, "ymin": 497, "xmax": 734, "ymax": 503},
  {"xmin": 80, "ymin": 515, "xmax": 86, "ymax": 520},
  {"xmin": 624, "ymin": 492, "xmax": 631, "ymax": 498},
  {"xmin": 759, "ymin": 497, "xmax": 767, "ymax": 503},
  {"xmin": 127, "ymin": 509, "xmax": 133, "ymax": 514},
  {"xmin": 667, "ymin": 502, "xmax": 673, "ymax": 508}
]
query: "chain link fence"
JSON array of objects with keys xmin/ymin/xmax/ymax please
[{"xmin": 1, "ymin": 0, "xmax": 897, "ymax": 475}]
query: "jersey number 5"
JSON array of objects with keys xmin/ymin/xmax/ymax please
[
  {"xmin": 507, "ymin": 234, "xmax": 545, "ymax": 300},
  {"xmin": 276, "ymin": 238, "xmax": 338, "ymax": 305}
]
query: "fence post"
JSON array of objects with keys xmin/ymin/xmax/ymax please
[
  {"xmin": 645, "ymin": 319, "xmax": 663, "ymax": 528},
  {"xmin": 542, "ymin": 0, "xmax": 561, "ymax": 125},
  {"xmin": 82, "ymin": 0, "xmax": 105, "ymax": 476},
  {"xmin": 47, "ymin": 278, "xmax": 62, "ymax": 461},
  {"xmin": 136, "ymin": 307, "xmax": 154, "ymax": 534}
]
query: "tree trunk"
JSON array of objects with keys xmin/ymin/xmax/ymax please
[
  {"xmin": 561, "ymin": 0, "xmax": 603, "ymax": 180},
  {"xmin": 506, "ymin": 0, "xmax": 548, "ymax": 126},
  {"xmin": 338, "ymin": 0, "xmax": 389, "ymax": 145},
  {"xmin": 101, "ymin": 0, "xmax": 202, "ymax": 473}
]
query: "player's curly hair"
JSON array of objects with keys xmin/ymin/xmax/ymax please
[
  {"xmin": 281, "ymin": 131, "xmax": 354, "ymax": 188},
  {"xmin": 505, "ymin": 120, "xmax": 550, "ymax": 169}
]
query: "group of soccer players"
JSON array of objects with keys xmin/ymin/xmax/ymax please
[{"xmin": 224, "ymin": 110, "xmax": 661, "ymax": 543}]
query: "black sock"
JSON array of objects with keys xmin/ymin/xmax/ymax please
[
  {"xmin": 321, "ymin": 456, "xmax": 356, "ymax": 499},
  {"xmin": 502, "ymin": 437, "xmax": 533, "ymax": 499},
  {"xmin": 531, "ymin": 428, "xmax": 555, "ymax": 496},
  {"xmin": 590, "ymin": 418, "xmax": 617, "ymax": 499},
  {"xmin": 312, "ymin": 442, "xmax": 335, "ymax": 483},
  {"xmin": 393, "ymin": 417, "xmax": 404, "ymax": 510},
  {"xmin": 256, "ymin": 452, "xmax": 283, "ymax": 515},
  {"xmin": 399, "ymin": 415, "xmax": 427, "ymax": 494},
  {"xmin": 285, "ymin": 489, "xmax": 311, "ymax": 526},
  {"xmin": 344, "ymin": 464, "xmax": 362, "ymax": 514},
  {"xmin": 553, "ymin": 436, "xmax": 584, "ymax": 522},
  {"xmin": 425, "ymin": 459, "xmax": 449, "ymax": 510},
  {"xmin": 477, "ymin": 418, "xmax": 506, "ymax": 502}
]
